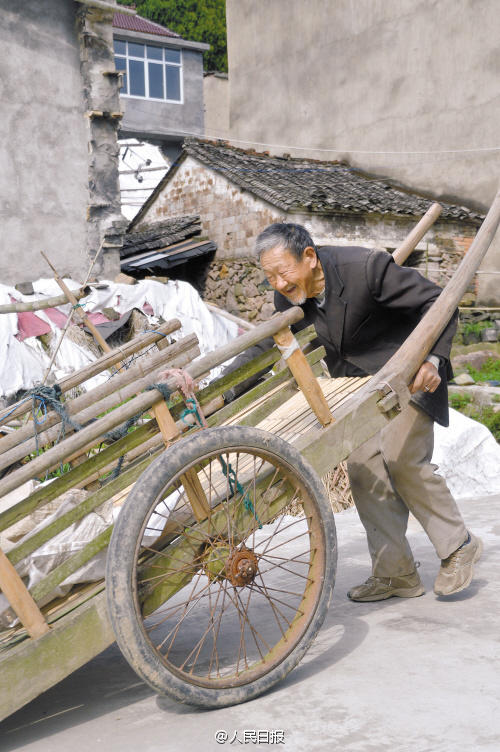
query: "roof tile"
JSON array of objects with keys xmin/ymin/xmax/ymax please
[
  {"xmin": 113, "ymin": 12, "xmax": 180, "ymax": 39},
  {"xmin": 182, "ymin": 139, "xmax": 483, "ymax": 223}
]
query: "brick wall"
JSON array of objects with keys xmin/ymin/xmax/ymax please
[{"xmin": 135, "ymin": 156, "xmax": 285, "ymax": 258}]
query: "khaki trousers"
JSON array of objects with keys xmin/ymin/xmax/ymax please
[{"xmin": 346, "ymin": 403, "xmax": 468, "ymax": 578}]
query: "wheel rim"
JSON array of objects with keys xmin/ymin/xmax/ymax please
[{"xmin": 131, "ymin": 442, "xmax": 327, "ymax": 690}]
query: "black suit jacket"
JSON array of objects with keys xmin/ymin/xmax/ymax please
[{"xmin": 227, "ymin": 246, "xmax": 458, "ymax": 427}]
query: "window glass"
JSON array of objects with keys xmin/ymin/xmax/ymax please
[
  {"xmin": 129, "ymin": 59, "xmax": 145, "ymax": 96},
  {"xmin": 164, "ymin": 48, "xmax": 181, "ymax": 64},
  {"xmin": 114, "ymin": 56, "xmax": 127, "ymax": 93},
  {"xmin": 148, "ymin": 62, "xmax": 164, "ymax": 98},
  {"xmin": 113, "ymin": 39, "xmax": 126, "ymax": 55},
  {"xmin": 147, "ymin": 45, "xmax": 163, "ymax": 60},
  {"xmin": 166, "ymin": 65, "xmax": 181, "ymax": 100},
  {"xmin": 128, "ymin": 42, "xmax": 145, "ymax": 58}
]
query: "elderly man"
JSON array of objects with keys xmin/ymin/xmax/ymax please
[{"xmin": 225, "ymin": 222, "xmax": 482, "ymax": 601}]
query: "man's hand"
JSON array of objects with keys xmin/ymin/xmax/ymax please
[{"xmin": 409, "ymin": 362, "xmax": 441, "ymax": 394}]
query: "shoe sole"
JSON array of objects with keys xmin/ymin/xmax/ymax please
[
  {"xmin": 348, "ymin": 585, "xmax": 425, "ymax": 602},
  {"xmin": 434, "ymin": 537, "xmax": 483, "ymax": 597}
]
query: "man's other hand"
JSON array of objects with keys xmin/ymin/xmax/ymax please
[{"xmin": 410, "ymin": 362, "xmax": 441, "ymax": 394}]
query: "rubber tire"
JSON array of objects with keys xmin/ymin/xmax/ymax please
[{"xmin": 106, "ymin": 425, "xmax": 337, "ymax": 708}]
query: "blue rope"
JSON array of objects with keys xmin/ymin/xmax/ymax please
[
  {"xmin": 182, "ymin": 398, "xmax": 262, "ymax": 528},
  {"xmin": 218, "ymin": 455, "xmax": 262, "ymax": 528}
]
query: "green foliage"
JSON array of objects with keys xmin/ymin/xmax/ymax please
[
  {"xmin": 462, "ymin": 319, "xmax": 494, "ymax": 336},
  {"xmin": 466, "ymin": 358, "xmax": 500, "ymax": 383},
  {"xmin": 449, "ymin": 393, "xmax": 473, "ymax": 411},
  {"xmin": 118, "ymin": 0, "xmax": 227, "ymax": 72},
  {"xmin": 450, "ymin": 392, "xmax": 500, "ymax": 443}
]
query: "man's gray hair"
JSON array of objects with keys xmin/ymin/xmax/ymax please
[{"xmin": 255, "ymin": 223, "xmax": 316, "ymax": 262}]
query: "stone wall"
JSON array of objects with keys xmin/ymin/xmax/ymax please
[{"xmin": 204, "ymin": 258, "xmax": 275, "ymax": 323}]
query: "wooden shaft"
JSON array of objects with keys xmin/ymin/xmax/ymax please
[
  {"xmin": 392, "ymin": 202, "xmax": 443, "ymax": 265},
  {"xmin": 273, "ymin": 327, "xmax": 333, "ymax": 426},
  {"xmin": 375, "ymin": 188, "xmax": 500, "ymax": 388},
  {"xmin": 0, "ymin": 548, "xmax": 49, "ymax": 638},
  {"xmin": 0, "ymin": 319, "xmax": 181, "ymax": 426},
  {"xmin": 0, "ymin": 288, "xmax": 87, "ymax": 314}
]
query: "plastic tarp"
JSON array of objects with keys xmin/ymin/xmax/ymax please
[
  {"xmin": 0, "ymin": 277, "xmax": 238, "ymax": 400},
  {"xmin": 433, "ymin": 407, "xmax": 500, "ymax": 498}
]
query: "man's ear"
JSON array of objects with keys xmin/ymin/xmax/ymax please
[{"xmin": 303, "ymin": 246, "xmax": 317, "ymax": 267}]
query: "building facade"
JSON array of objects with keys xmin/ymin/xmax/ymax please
[{"xmin": 113, "ymin": 12, "xmax": 209, "ymax": 162}]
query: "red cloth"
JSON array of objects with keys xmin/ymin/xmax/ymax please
[{"xmin": 16, "ymin": 311, "xmax": 51, "ymax": 341}]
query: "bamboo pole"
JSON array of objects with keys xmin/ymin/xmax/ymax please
[
  {"xmin": 0, "ymin": 323, "xmax": 314, "ymax": 534},
  {"xmin": 0, "ymin": 288, "xmax": 87, "ymax": 315},
  {"xmin": 205, "ymin": 302, "xmax": 255, "ymax": 331},
  {"xmin": 40, "ymin": 240, "xmax": 108, "ymax": 385},
  {"xmin": 0, "ymin": 308, "xmax": 304, "ymax": 499},
  {"xmin": 392, "ymin": 202, "xmax": 443, "ymax": 265},
  {"xmin": 0, "ymin": 335, "xmax": 199, "ymax": 465},
  {"xmin": 0, "ymin": 320, "xmax": 182, "ymax": 426}
]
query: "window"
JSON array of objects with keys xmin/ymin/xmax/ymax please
[{"xmin": 114, "ymin": 39, "xmax": 182, "ymax": 102}]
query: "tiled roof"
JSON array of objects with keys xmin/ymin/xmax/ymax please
[
  {"xmin": 121, "ymin": 215, "xmax": 216, "ymax": 274},
  {"xmin": 122, "ymin": 215, "xmax": 202, "ymax": 258},
  {"xmin": 113, "ymin": 12, "xmax": 180, "ymax": 39},
  {"xmin": 179, "ymin": 139, "xmax": 483, "ymax": 223}
]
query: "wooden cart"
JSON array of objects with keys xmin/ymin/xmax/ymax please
[{"xmin": 0, "ymin": 192, "xmax": 499, "ymax": 716}]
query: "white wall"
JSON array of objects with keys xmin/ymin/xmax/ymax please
[{"xmin": 226, "ymin": 0, "xmax": 500, "ymax": 303}]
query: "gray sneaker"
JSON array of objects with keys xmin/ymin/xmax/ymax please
[
  {"xmin": 434, "ymin": 532, "xmax": 483, "ymax": 596},
  {"xmin": 347, "ymin": 570, "xmax": 425, "ymax": 602}
]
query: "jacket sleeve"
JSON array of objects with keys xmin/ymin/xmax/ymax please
[{"xmin": 366, "ymin": 250, "xmax": 458, "ymax": 363}]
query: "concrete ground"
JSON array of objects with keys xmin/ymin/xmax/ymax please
[{"xmin": 1, "ymin": 494, "xmax": 498, "ymax": 752}]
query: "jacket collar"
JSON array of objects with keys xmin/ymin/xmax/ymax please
[
  {"xmin": 316, "ymin": 246, "xmax": 346, "ymax": 352},
  {"xmin": 317, "ymin": 246, "xmax": 344, "ymax": 298}
]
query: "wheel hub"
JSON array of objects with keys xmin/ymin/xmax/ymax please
[
  {"xmin": 201, "ymin": 543, "xmax": 259, "ymax": 586},
  {"xmin": 226, "ymin": 546, "xmax": 259, "ymax": 587}
]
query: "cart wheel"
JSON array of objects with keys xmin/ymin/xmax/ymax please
[{"xmin": 106, "ymin": 425, "xmax": 337, "ymax": 708}]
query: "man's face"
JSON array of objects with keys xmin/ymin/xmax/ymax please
[{"xmin": 260, "ymin": 246, "xmax": 317, "ymax": 305}]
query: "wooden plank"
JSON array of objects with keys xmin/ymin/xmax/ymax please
[
  {"xmin": 7, "ymin": 451, "xmax": 160, "ymax": 567},
  {"xmin": 152, "ymin": 399, "xmax": 212, "ymax": 521},
  {"xmin": 0, "ymin": 590, "xmax": 114, "ymax": 722},
  {"xmin": 30, "ymin": 528, "xmax": 112, "ymax": 605}
]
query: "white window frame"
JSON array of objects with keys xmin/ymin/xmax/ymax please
[{"xmin": 114, "ymin": 38, "xmax": 183, "ymax": 104}]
